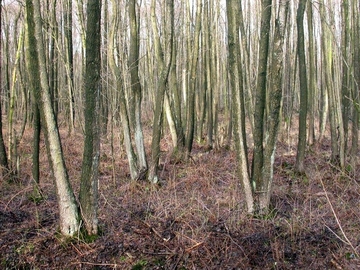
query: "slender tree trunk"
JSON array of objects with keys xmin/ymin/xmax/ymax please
[
  {"xmin": 260, "ymin": 0, "xmax": 288, "ymax": 212},
  {"xmin": 108, "ymin": 0, "xmax": 139, "ymax": 180},
  {"xmin": 341, "ymin": 0, "xmax": 350, "ymax": 152},
  {"xmin": 226, "ymin": 0, "xmax": 254, "ymax": 214},
  {"xmin": 64, "ymin": 0, "xmax": 75, "ymax": 133},
  {"xmin": 49, "ymin": 0, "xmax": 58, "ymax": 118},
  {"xmin": 148, "ymin": 0, "xmax": 174, "ymax": 183},
  {"xmin": 307, "ymin": 2, "xmax": 316, "ymax": 144},
  {"xmin": 321, "ymin": 1, "xmax": 345, "ymax": 167},
  {"xmin": 128, "ymin": 0, "xmax": 147, "ymax": 174},
  {"xmin": 8, "ymin": 24, "xmax": 24, "ymax": 174},
  {"xmin": 0, "ymin": 28, "xmax": 9, "ymax": 176},
  {"xmin": 350, "ymin": 0, "xmax": 359, "ymax": 170},
  {"xmin": 25, "ymin": 8, "xmax": 41, "ymax": 197},
  {"xmin": 252, "ymin": 0, "xmax": 272, "ymax": 193},
  {"xmin": 185, "ymin": 0, "xmax": 202, "ymax": 155},
  {"xmin": 29, "ymin": 0, "xmax": 80, "ymax": 236},
  {"xmin": 295, "ymin": 0, "xmax": 308, "ymax": 173}
]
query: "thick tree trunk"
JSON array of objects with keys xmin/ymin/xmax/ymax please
[{"xmin": 79, "ymin": 0, "xmax": 102, "ymax": 236}]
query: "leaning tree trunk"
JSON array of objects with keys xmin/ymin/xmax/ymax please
[
  {"xmin": 29, "ymin": 0, "xmax": 80, "ymax": 236},
  {"xmin": 79, "ymin": 0, "xmax": 102, "ymax": 236},
  {"xmin": 148, "ymin": 0, "xmax": 173, "ymax": 183}
]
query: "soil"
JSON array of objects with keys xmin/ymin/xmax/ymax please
[{"xmin": 0, "ymin": 124, "xmax": 359, "ymax": 269}]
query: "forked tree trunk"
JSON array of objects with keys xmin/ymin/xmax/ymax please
[
  {"xmin": 259, "ymin": 0, "xmax": 288, "ymax": 212},
  {"xmin": 226, "ymin": 0, "xmax": 254, "ymax": 214},
  {"xmin": 29, "ymin": 0, "xmax": 80, "ymax": 236},
  {"xmin": 148, "ymin": 0, "xmax": 174, "ymax": 183}
]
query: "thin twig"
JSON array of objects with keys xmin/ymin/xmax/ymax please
[{"xmin": 319, "ymin": 177, "xmax": 359, "ymax": 257}]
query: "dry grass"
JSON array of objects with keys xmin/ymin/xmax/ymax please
[{"xmin": 0, "ymin": 119, "xmax": 359, "ymax": 269}]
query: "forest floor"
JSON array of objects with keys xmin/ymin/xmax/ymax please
[{"xmin": 0, "ymin": 120, "xmax": 360, "ymax": 269}]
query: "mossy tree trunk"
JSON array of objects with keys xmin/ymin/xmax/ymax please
[{"xmin": 79, "ymin": 0, "xmax": 102, "ymax": 236}]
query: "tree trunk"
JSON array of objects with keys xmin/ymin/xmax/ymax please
[
  {"xmin": 307, "ymin": 2, "xmax": 316, "ymax": 145},
  {"xmin": 29, "ymin": 0, "xmax": 80, "ymax": 236},
  {"xmin": 128, "ymin": 0, "xmax": 147, "ymax": 174},
  {"xmin": 108, "ymin": 0, "xmax": 139, "ymax": 180},
  {"xmin": 295, "ymin": 0, "xmax": 308, "ymax": 174},
  {"xmin": 64, "ymin": 0, "xmax": 75, "ymax": 133},
  {"xmin": 0, "ymin": 88, "xmax": 9, "ymax": 178},
  {"xmin": 0, "ymin": 4, "xmax": 9, "ymax": 178},
  {"xmin": 148, "ymin": 0, "xmax": 174, "ymax": 183},
  {"xmin": 79, "ymin": 0, "xmax": 102, "ymax": 236},
  {"xmin": 185, "ymin": 0, "xmax": 202, "ymax": 155},
  {"xmin": 226, "ymin": 0, "xmax": 254, "ymax": 214},
  {"xmin": 25, "ymin": 6, "xmax": 41, "ymax": 197},
  {"xmin": 260, "ymin": 0, "xmax": 288, "ymax": 212},
  {"xmin": 252, "ymin": 0, "xmax": 272, "ymax": 195}
]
